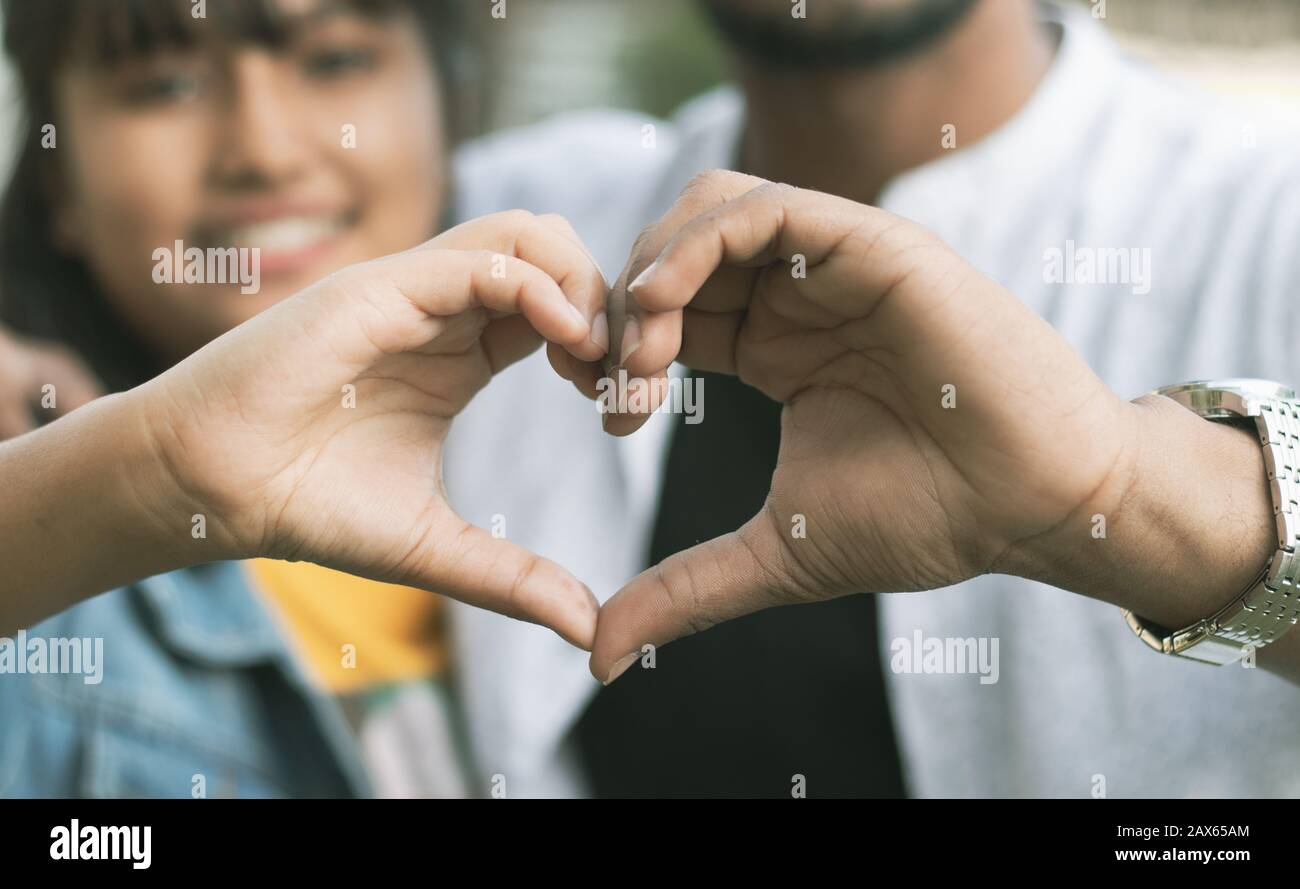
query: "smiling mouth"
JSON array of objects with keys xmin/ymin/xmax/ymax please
[
  {"xmin": 195, "ymin": 209, "xmax": 359, "ymax": 275},
  {"xmin": 223, "ymin": 211, "xmax": 354, "ymax": 251}
]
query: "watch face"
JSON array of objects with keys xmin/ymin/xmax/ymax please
[{"xmin": 1154, "ymin": 379, "xmax": 1296, "ymax": 419}]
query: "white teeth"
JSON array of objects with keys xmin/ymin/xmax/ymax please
[{"xmin": 221, "ymin": 215, "xmax": 346, "ymax": 252}]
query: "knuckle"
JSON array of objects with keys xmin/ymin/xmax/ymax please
[
  {"xmin": 683, "ymin": 169, "xmax": 762, "ymax": 204},
  {"xmin": 493, "ymin": 208, "xmax": 537, "ymax": 231},
  {"xmin": 681, "ymin": 169, "xmax": 728, "ymax": 203},
  {"xmin": 653, "ymin": 555, "xmax": 716, "ymax": 639},
  {"xmin": 505, "ymin": 552, "xmax": 547, "ymax": 620},
  {"xmin": 684, "ymin": 167, "xmax": 733, "ymax": 191},
  {"xmin": 751, "ymin": 180, "xmax": 797, "ymax": 203},
  {"xmin": 535, "ymin": 212, "xmax": 574, "ymax": 231}
]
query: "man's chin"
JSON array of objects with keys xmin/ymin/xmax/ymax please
[{"xmin": 701, "ymin": 0, "xmax": 980, "ymax": 70}]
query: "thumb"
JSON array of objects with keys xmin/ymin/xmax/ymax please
[
  {"xmin": 589, "ymin": 510, "xmax": 796, "ymax": 683},
  {"xmin": 401, "ymin": 518, "xmax": 600, "ymax": 651}
]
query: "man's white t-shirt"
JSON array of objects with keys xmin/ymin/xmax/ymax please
[{"xmin": 444, "ymin": 2, "xmax": 1300, "ymax": 797}]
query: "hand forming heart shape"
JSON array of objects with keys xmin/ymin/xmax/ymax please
[
  {"xmin": 135, "ymin": 170, "xmax": 1131, "ymax": 681},
  {"xmin": 567, "ymin": 170, "xmax": 1133, "ymax": 682},
  {"xmin": 140, "ymin": 210, "xmax": 610, "ymax": 649}
]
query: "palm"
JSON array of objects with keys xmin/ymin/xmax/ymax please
[
  {"xmin": 590, "ymin": 172, "xmax": 1131, "ymax": 679},
  {"xmin": 728, "ymin": 227, "xmax": 1127, "ymax": 597},
  {"xmin": 770, "ymin": 387, "xmax": 973, "ymax": 596},
  {"xmin": 152, "ymin": 288, "xmax": 491, "ymax": 570},
  {"xmin": 148, "ymin": 213, "xmax": 610, "ymax": 648},
  {"xmin": 244, "ymin": 356, "xmax": 471, "ymax": 580},
  {"xmin": 732, "ymin": 268, "xmax": 985, "ymax": 597}
]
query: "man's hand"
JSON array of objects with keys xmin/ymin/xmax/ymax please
[{"xmin": 588, "ymin": 170, "xmax": 1144, "ymax": 682}]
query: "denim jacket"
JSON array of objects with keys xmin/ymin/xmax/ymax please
[{"xmin": 0, "ymin": 562, "xmax": 373, "ymax": 798}]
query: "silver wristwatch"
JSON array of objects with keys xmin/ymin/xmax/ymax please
[{"xmin": 1123, "ymin": 379, "xmax": 1300, "ymax": 665}]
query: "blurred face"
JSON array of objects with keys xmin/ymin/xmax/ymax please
[
  {"xmin": 52, "ymin": 1, "xmax": 445, "ymax": 360},
  {"xmin": 711, "ymin": 0, "xmax": 943, "ymax": 19},
  {"xmin": 702, "ymin": 0, "xmax": 979, "ymax": 68}
]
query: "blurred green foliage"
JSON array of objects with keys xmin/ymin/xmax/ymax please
[{"xmin": 615, "ymin": 0, "xmax": 729, "ymax": 117}]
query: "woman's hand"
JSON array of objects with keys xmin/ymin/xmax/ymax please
[{"xmin": 139, "ymin": 211, "xmax": 610, "ymax": 648}]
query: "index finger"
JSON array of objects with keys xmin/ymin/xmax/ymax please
[
  {"xmin": 434, "ymin": 210, "xmax": 610, "ymax": 362},
  {"xmin": 605, "ymin": 170, "xmax": 767, "ymax": 376},
  {"xmin": 596, "ymin": 171, "xmax": 768, "ymax": 437}
]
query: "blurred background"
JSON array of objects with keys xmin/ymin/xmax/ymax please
[
  {"xmin": 465, "ymin": 0, "xmax": 1300, "ymax": 130},
  {"xmin": 0, "ymin": 0, "xmax": 1297, "ymax": 154}
]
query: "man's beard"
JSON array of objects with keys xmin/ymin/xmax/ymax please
[{"xmin": 702, "ymin": 0, "xmax": 982, "ymax": 70}]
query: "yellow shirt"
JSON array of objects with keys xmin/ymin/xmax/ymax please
[{"xmin": 245, "ymin": 559, "xmax": 448, "ymax": 694}]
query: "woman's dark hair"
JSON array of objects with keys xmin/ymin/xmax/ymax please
[{"xmin": 0, "ymin": 0, "xmax": 471, "ymax": 392}]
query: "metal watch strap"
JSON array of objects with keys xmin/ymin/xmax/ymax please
[{"xmin": 1123, "ymin": 391, "xmax": 1300, "ymax": 665}]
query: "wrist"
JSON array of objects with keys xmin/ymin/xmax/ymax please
[
  {"xmin": 0, "ymin": 388, "xmax": 230, "ymax": 633},
  {"xmin": 1009, "ymin": 393, "xmax": 1275, "ymax": 625},
  {"xmin": 124, "ymin": 382, "xmax": 250, "ymax": 565}
]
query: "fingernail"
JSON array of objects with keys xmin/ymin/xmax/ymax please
[
  {"xmin": 619, "ymin": 314, "xmax": 641, "ymax": 366},
  {"xmin": 627, "ymin": 261, "xmax": 658, "ymax": 294},
  {"xmin": 603, "ymin": 651, "xmax": 640, "ymax": 686},
  {"xmin": 589, "ymin": 312, "xmax": 609, "ymax": 353}
]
